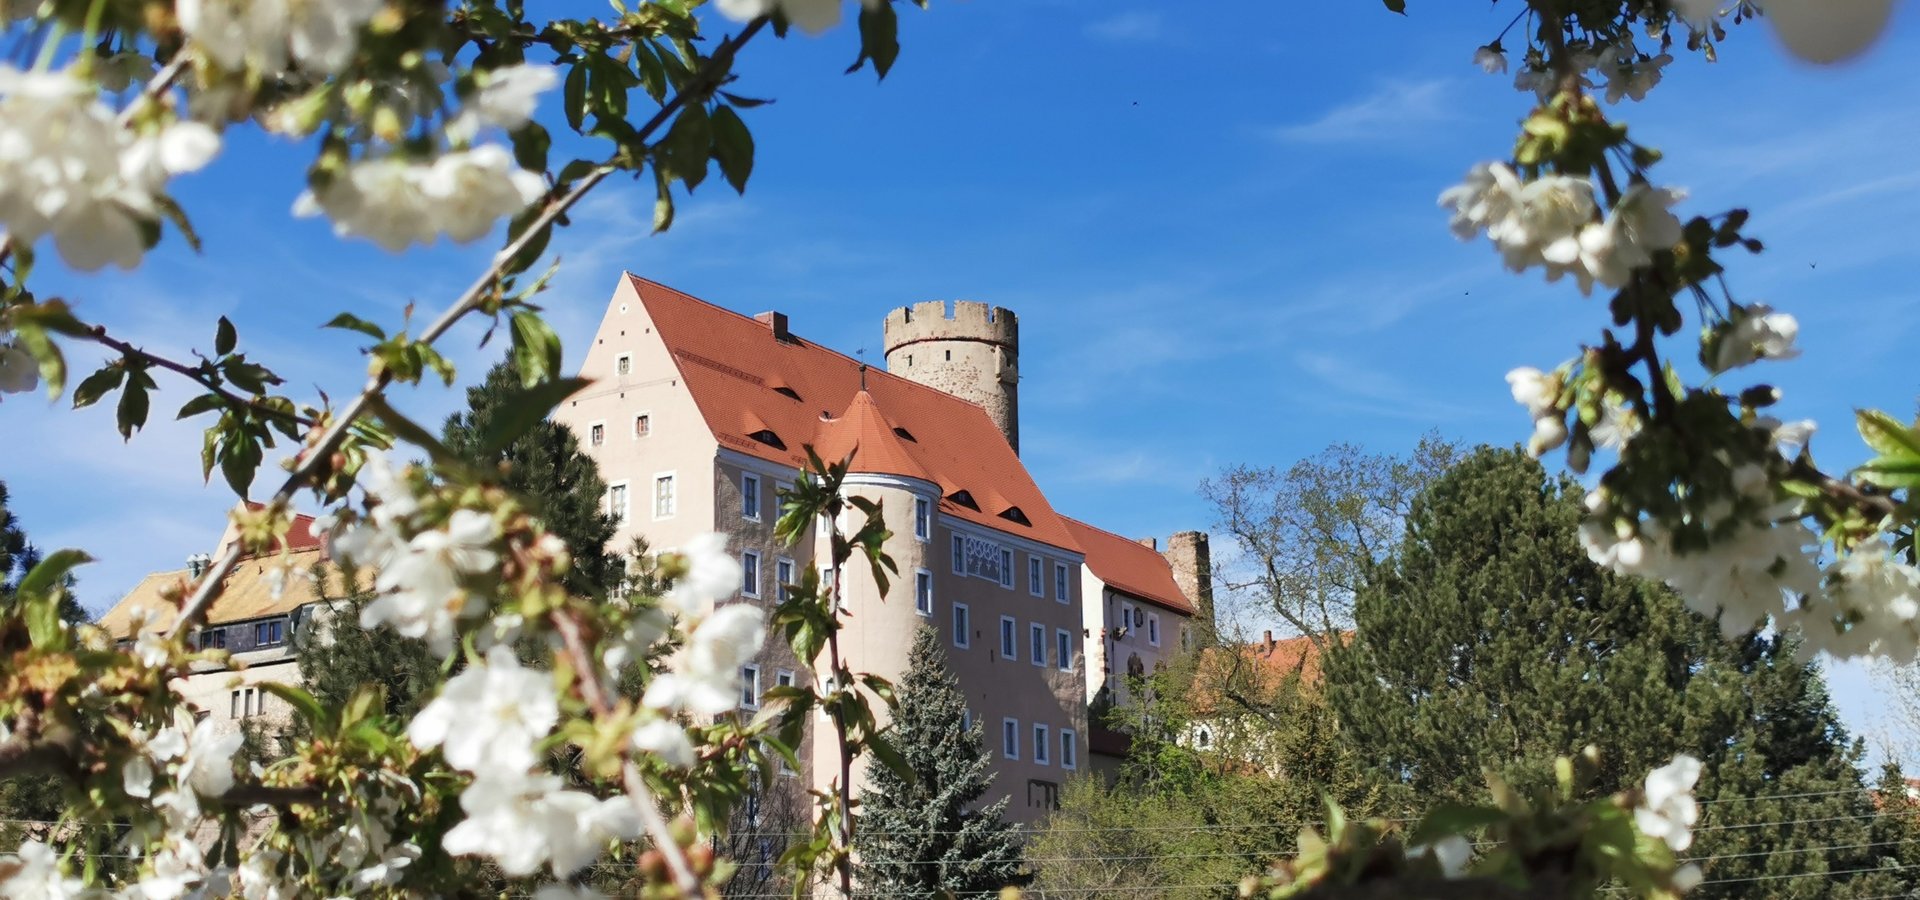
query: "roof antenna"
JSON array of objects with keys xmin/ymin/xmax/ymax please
[{"xmin": 858, "ymin": 362, "xmax": 869, "ymax": 391}]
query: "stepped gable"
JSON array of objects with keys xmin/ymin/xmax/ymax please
[
  {"xmin": 1061, "ymin": 516, "xmax": 1195, "ymax": 615},
  {"xmin": 627, "ymin": 274, "xmax": 1081, "ymax": 552}
]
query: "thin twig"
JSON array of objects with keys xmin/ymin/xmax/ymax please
[{"xmin": 82, "ymin": 325, "xmax": 317, "ymax": 429}]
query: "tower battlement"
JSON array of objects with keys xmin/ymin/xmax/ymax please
[{"xmin": 882, "ymin": 300, "xmax": 1020, "ymax": 454}]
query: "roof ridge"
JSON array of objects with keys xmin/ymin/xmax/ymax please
[{"xmin": 1060, "ymin": 514, "xmax": 1163, "ymax": 548}]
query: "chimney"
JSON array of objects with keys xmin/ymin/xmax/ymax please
[
  {"xmin": 754, "ymin": 311, "xmax": 791, "ymax": 343},
  {"xmin": 1163, "ymin": 531, "xmax": 1216, "ymax": 648},
  {"xmin": 1263, "ymin": 630, "xmax": 1274, "ymax": 647},
  {"xmin": 1137, "ymin": 537, "xmax": 1158, "ymax": 550}
]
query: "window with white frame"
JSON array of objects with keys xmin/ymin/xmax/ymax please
[
  {"xmin": 1120, "ymin": 602, "xmax": 1135, "ymax": 637},
  {"xmin": 742, "ymin": 550, "xmax": 761, "ymax": 598},
  {"xmin": 1060, "ymin": 729, "xmax": 1077, "ymax": 770},
  {"xmin": 1148, "ymin": 612, "xmax": 1160, "ymax": 646},
  {"xmin": 1056, "ymin": 628, "xmax": 1072, "ymax": 672},
  {"xmin": 608, "ymin": 482, "xmax": 628, "ymax": 525},
  {"xmin": 1029, "ymin": 623, "xmax": 1046, "ymax": 668},
  {"xmin": 589, "ymin": 422, "xmax": 605, "ymax": 446},
  {"xmin": 1000, "ymin": 616, "xmax": 1017, "ymax": 660},
  {"xmin": 653, "ymin": 474, "xmax": 676, "ymax": 519},
  {"xmin": 633, "ymin": 413, "xmax": 650, "ymax": 438},
  {"xmin": 1002, "ymin": 718, "xmax": 1019, "ymax": 761},
  {"xmin": 742, "ymin": 474, "xmax": 760, "ymax": 521},
  {"xmin": 776, "ymin": 557, "xmax": 794, "ymax": 603},
  {"xmin": 740, "ymin": 664, "xmax": 761, "ymax": 710},
  {"xmin": 999, "ymin": 549, "xmax": 1014, "ymax": 588},
  {"xmin": 1033, "ymin": 724, "xmax": 1050, "ymax": 765},
  {"xmin": 914, "ymin": 497, "xmax": 930, "ymax": 541},
  {"xmin": 915, "ymin": 569, "xmax": 933, "ymax": 617},
  {"xmin": 952, "ymin": 534, "xmax": 964, "ymax": 574},
  {"xmin": 1054, "ymin": 563, "xmax": 1070, "ymax": 601},
  {"xmin": 1028, "ymin": 557, "xmax": 1043, "ymax": 596},
  {"xmin": 953, "ymin": 603, "xmax": 970, "ymax": 648},
  {"xmin": 615, "ymin": 353, "xmax": 631, "ymax": 376}
]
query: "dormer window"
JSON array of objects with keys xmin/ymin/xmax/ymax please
[
  {"xmin": 947, "ymin": 490, "xmax": 979, "ymax": 511},
  {"xmin": 892, "ymin": 426, "xmax": 916, "ymax": 442},
  {"xmin": 773, "ymin": 386, "xmax": 801, "ymax": 401},
  {"xmin": 749, "ymin": 429, "xmax": 787, "ymax": 450},
  {"xmin": 997, "ymin": 506, "xmax": 1031, "ymax": 527}
]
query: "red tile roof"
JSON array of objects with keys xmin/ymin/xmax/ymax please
[
  {"xmin": 629, "ymin": 275, "xmax": 1081, "ymax": 552},
  {"xmin": 1062, "ymin": 517, "xmax": 1194, "ymax": 615}
]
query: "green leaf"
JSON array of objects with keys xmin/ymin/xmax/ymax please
[
  {"xmin": 218, "ymin": 431, "xmax": 264, "ymax": 495},
  {"xmin": 10, "ymin": 321, "xmax": 66, "ymax": 399},
  {"xmin": 18, "ymin": 548, "xmax": 92, "ymax": 600},
  {"xmin": 563, "ymin": 60, "xmax": 588, "ymax": 132},
  {"xmin": 477, "ymin": 377, "xmax": 594, "ymax": 455},
  {"xmin": 509, "ymin": 311, "xmax": 564, "ymax": 387},
  {"xmin": 512, "ymin": 122, "xmax": 552, "ymax": 174},
  {"xmin": 710, "ymin": 106, "xmax": 755, "ymax": 195},
  {"xmin": 324, "ymin": 312, "xmax": 387, "ymax": 340},
  {"xmin": 651, "ymin": 166, "xmax": 675, "ymax": 234},
  {"xmin": 1857, "ymin": 457, "xmax": 1920, "ymax": 490},
  {"xmin": 1382, "ymin": 0, "xmax": 1406, "ymax": 11},
  {"xmin": 1856, "ymin": 409, "xmax": 1920, "ymax": 460},
  {"xmin": 660, "ymin": 103, "xmax": 712, "ymax": 190},
  {"xmin": 70, "ymin": 365, "xmax": 125, "ymax": 409},
  {"xmin": 117, "ymin": 370, "xmax": 152, "ymax": 439},
  {"xmin": 849, "ymin": 1, "xmax": 900, "ymax": 79},
  {"xmin": 1408, "ymin": 803, "xmax": 1507, "ymax": 846},
  {"xmin": 175, "ymin": 393, "xmax": 225, "ymax": 420},
  {"xmin": 865, "ymin": 732, "xmax": 914, "ymax": 784},
  {"xmin": 215, "ymin": 316, "xmax": 237, "ymax": 356}
]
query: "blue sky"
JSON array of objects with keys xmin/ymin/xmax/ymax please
[{"xmin": 4, "ymin": 1, "xmax": 1918, "ymax": 755}]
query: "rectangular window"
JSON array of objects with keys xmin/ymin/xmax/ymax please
[
  {"xmin": 1148, "ymin": 613, "xmax": 1160, "ymax": 646},
  {"xmin": 740, "ymin": 664, "xmax": 761, "ymax": 710},
  {"xmin": 1000, "ymin": 617, "xmax": 1017, "ymax": 660},
  {"xmin": 742, "ymin": 551, "xmax": 761, "ymax": 599},
  {"xmin": 952, "ymin": 534, "xmax": 964, "ymax": 575},
  {"xmin": 608, "ymin": 483, "xmax": 628, "ymax": 525},
  {"xmin": 776, "ymin": 558, "xmax": 794, "ymax": 603},
  {"xmin": 633, "ymin": 413, "xmax": 650, "ymax": 438},
  {"xmin": 653, "ymin": 474, "xmax": 676, "ymax": 519},
  {"xmin": 952, "ymin": 603, "xmax": 970, "ymax": 649},
  {"xmin": 1029, "ymin": 623, "xmax": 1046, "ymax": 668},
  {"xmin": 1029, "ymin": 557, "xmax": 1043, "ymax": 596},
  {"xmin": 1121, "ymin": 603, "xmax": 1135, "ymax": 638},
  {"xmin": 615, "ymin": 353, "xmax": 632, "ymax": 376},
  {"xmin": 1002, "ymin": 718, "xmax": 1020, "ymax": 761},
  {"xmin": 255, "ymin": 619, "xmax": 283, "ymax": 646},
  {"xmin": 742, "ymin": 474, "xmax": 760, "ymax": 521},
  {"xmin": 1056, "ymin": 629, "xmax": 1072, "ymax": 672},
  {"xmin": 590, "ymin": 423, "xmax": 605, "ymax": 446},
  {"xmin": 776, "ymin": 670, "xmax": 795, "ymax": 689},
  {"xmin": 962, "ymin": 708, "xmax": 972, "ymax": 732},
  {"xmin": 1055, "ymin": 563, "xmax": 1070, "ymax": 602},
  {"xmin": 1033, "ymin": 724, "xmax": 1050, "ymax": 765},
  {"xmin": 915, "ymin": 569, "xmax": 933, "ymax": 617},
  {"xmin": 230, "ymin": 690, "xmax": 240, "ymax": 719},
  {"xmin": 999, "ymin": 549, "xmax": 1014, "ymax": 589},
  {"xmin": 1061, "ymin": 729, "xmax": 1077, "ymax": 770},
  {"xmin": 914, "ymin": 497, "xmax": 930, "ymax": 541}
]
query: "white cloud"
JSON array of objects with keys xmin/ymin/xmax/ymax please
[
  {"xmin": 1086, "ymin": 11, "xmax": 1164, "ymax": 43},
  {"xmin": 1270, "ymin": 79, "xmax": 1454, "ymax": 144}
]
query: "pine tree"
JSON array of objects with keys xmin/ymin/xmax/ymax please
[
  {"xmin": 1326, "ymin": 446, "xmax": 1885, "ymax": 898},
  {"xmin": 441, "ymin": 354, "xmax": 620, "ymax": 598},
  {"xmin": 855, "ymin": 626, "xmax": 1029, "ymax": 897},
  {"xmin": 0, "ymin": 478, "xmax": 87, "ymax": 844}
]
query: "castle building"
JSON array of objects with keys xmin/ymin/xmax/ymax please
[{"xmin": 99, "ymin": 274, "xmax": 1213, "ymax": 825}]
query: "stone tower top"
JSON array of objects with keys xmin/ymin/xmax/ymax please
[{"xmin": 883, "ymin": 301, "xmax": 1020, "ymax": 453}]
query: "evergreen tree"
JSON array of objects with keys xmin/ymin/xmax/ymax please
[
  {"xmin": 441, "ymin": 354, "xmax": 620, "ymax": 598},
  {"xmin": 0, "ymin": 478, "xmax": 87, "ymax": 845},
  {"xmin": 855, "ymin": 626, "xmax": 1029, "ymax": 897},
  {"xmin": 1326, "ymin": 446, "xmax": 1886, "ymax": 897}
]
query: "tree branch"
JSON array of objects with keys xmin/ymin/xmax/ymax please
[{"xmin": 81, "ymin": 324, "xmax": 317, "ymax": 430}]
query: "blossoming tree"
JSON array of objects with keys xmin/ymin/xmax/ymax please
[{"xmin": 0, "ymin": 0, "xmax": 1907, "ymax": 896}]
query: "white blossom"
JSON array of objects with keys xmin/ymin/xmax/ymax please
[
  {"xmin": 1596, "ymin": 39, "xmax": 1672, "ymax": 104},
  {"xmin": 1811, "ymin": 552, "xmax": 1920, "ymax": 663},
  {"xmin": 1439, "ymin": 162, "xmax": 1523, "ymax": 243},
  {"xmin": 234, "ymin": 849, "xmax": 296, "ymax": 900},
  {"xmin": 457, "ymin": 64, "xmax": 560, "ymax": 134},
  {"xmin": 1578, "ymin": 183, "xmax": 1685, "ymax": 288},
  {"xmin": 1590, "ymin": 402, "xmax": 1641, "ymax": 451},
  {"xmin": 643, "ymin": 603, "xmax": 767, "ymax": 716},
  {"xmin": 294, "ymin": 147, "xmax": 544, "ymax": 252},
  {"xmin": 632, "ymin": 719, "xmax": 696, "ymax": 769},
  {"xmin": 601, "ymin": 606, "xmax": 670, "ymax": 675},
  {"xmin": 363, "ymin": 509, "xmax": 500, "ymax": 654},
  {"xmin": 0, "ymin": 337, "xmax": 39, "ymax": 396},
  {"xmin": 1473, "ymin": 44, "xmax": 1507, "ymax": 75},
  {"xmin": 665, "ymin": 532, "xmax": 745, "ymax": 616},
  {"xmin": 1635, "ymin": 755, "xmax": 1702, "ymax": 852},
  {"xmin": 0, "ymin": 840, "xmax": 90, "ymax": 899},
  {"xmin": 1411, "ymin": 834, "xmax": 1472, "ymax": 878},
  {"xmin": 178, "ymin": 0, "xmax": 382, "ymax": 75},
  {"xmin": 420, "ymin": 146, "xmax": 549, "ymax": 244},
  {"xmin": 408, "ymin": 644, "xmax": 558, "ymax": 772},
  {"xmin": 713, "ymin": 0, "xmax": 875, "ymax": 35},
  {"xmin": 1758, "ymin": 417, "xmax": 1817, "ymax": 457},
  {"xmin": 173, "ymin": 713, "xmax": 243, "ymax": 799},
  {"xmin": 1527, "ymin": 415, "xmax": 1568, "ymax": 458},
  {"xmin": 442, "ymin": 773, "xmax": 641, "ymax": 876},
  {"xmin": 1711, "ymin": 304, "xmax": 1800, "ymax": 372},
  {"xmin": 1505, "ymin": 367, "xmax": 1557, "ymax": 417},
  {"xmin": 0, "ymin": 66, "xmax": 220, "ymax": 271}
]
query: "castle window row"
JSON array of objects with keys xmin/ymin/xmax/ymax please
[
  {"xmin": 990, "ymin": 614, "xmax": 1073, "ymax": 671},
  {"xmin": 950, "ymin": 531, "xmax": 1076, "ymax": 604},
  {"xmin": 999, "ymin": 718, "xmax": 1077, "ymax": 771}
]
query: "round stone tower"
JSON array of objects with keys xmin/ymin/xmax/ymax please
[{"xmin": 883, "ymin": 301, "xmax": 1020, "ymax": 453}]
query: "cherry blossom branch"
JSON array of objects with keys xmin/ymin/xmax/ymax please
[
  {"xmin": 162, "ymin": 18, "xmax": 768, "ymax": 642},
  {"xmin": 81, "ymin": 324, "xmax": 317, "ymax": 429},
  {"xmin": 0, "ymin": 709, "xmax": 321, "ymax": 806},
  {"xmin": 551, "ymin": 610, "xmax": 703, "ymax": 896}
]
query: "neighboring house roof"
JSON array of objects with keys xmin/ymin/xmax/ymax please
[
  {"xmin": 97, "ymin": 517, "xmax": 353, "ymax": 639},
  {"xmin": 1061, "ymin": 517, "xmax": 1194, "ymax": 615},
  {"xmin": 1189, "ymin": 632, "xmax": 1336, "ymax": 716},
  {"xmin": 628, "ymin": 275, "xmax": 1082, "ymax": 552}
]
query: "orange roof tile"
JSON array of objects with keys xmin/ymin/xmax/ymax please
[
  {"xmin": 95, "ymin": 547, "xmax": 359, "ymax": 639},
  {"xmin": 1062, "ymin": 517, "xmax": 1194, "ymax": 615},
  {"xmin": 628, "ymin": 275, "xmax": 1081, "ymax": 552}
]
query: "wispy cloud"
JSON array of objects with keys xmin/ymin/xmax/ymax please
[
  {"xmin": 1085, "ymin": 11, "xmax": 1164, "ymax": 43},
  {"xmin": 1291, "ymin": 350, "xmax": 1487, "ymax": 422},
  {"xmin": 1270, "ymin": 79, "xmax": 1454, "ymax": 144}
]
